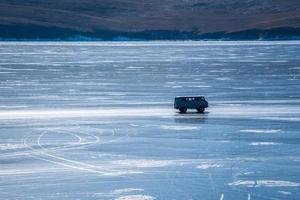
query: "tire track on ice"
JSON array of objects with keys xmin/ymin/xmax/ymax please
[{"xmin": 22, "ymin": 129, "xmax": 117, "ymax": 175}]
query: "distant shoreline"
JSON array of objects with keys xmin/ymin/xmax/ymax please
[
  {"xmin": 1, "ymin": 39, "xmax": 300, "ymax": 42},
  {"xmin": 1, "ymin": 26, "xmax": 299, "ymax": 42}
]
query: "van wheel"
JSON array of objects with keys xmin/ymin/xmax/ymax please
[
  {"xmin": 179, "ymin": 108, "xmax": 187, "ymax": 113},
  {"xmin": 197, "ymin": 107, "xmax": 205, "ymax": 113}
]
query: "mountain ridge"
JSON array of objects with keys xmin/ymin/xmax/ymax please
[{"xmin": 0, "ymin": 0, "xmax": 300, "ymax": 40}]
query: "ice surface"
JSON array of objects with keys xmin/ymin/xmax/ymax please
[{"xmin": 0, "ymin": 41, "xmax": 300, "ymax": 199}]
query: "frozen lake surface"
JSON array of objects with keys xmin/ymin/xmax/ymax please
[{"xmin": 0, "ymin": 41, "xmax": 300, "ymax": 200}]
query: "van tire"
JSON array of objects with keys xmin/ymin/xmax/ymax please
[
  {"xmin": 197, "ymin": 107, "xmax": 205, "ymax": 113},
  {"xmin": 179, "ymin": 108, "xmax": 187, "ymax": 113}
]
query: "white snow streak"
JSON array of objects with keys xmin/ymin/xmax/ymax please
[
  {"xmin": 160, "ymin": 125, "xmax": 200, "ymax": 130},
  {"xmin": 230, "ymin": 180, "xmax": 300, "ymax": 187},
  {"xmin": 111, "ymin": 159, "xmax": 176, "ymax": 168},
  {"xmin": 239, "ymin": 129, "xmax": 281, "ymax": 134},
  {"xmin": 250, "ymin": 142, "xmax": 280, "ymax": 146},
  {"xmin": 0, "ymin": 144, "xmax": 25, "ymax": 150},
  {"xmin": 115, "ymin": 195, "xmax": 155, "ymax": 200},
  {"xmin": 112, "ymin": 188, "xmax": 144, "ymax": 195},
  {"xmin": 196, "ymin": 163, "xmax": 224, "ymax": 169},
  {"xmin": 0, "ymin": 108, "xmax": 170, "ymax": 119}
]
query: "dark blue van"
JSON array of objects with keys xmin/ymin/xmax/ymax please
[{"xmin": 174, "ymin": 96, "xmax": 208, "ymax": 113}]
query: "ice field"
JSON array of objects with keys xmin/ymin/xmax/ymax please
[{"xmin": 0, "ymin": 41, "xmax": 300, "ymax": 199}]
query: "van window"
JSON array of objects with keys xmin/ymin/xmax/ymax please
[{"xmin": 186, "ymin": 97, "xmax": 195, "ymax": 101}]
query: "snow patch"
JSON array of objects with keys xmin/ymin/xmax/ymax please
[
  {"xmin": 196, "ymin": 163, "xmax": 223, "ymax": 169},
  {"xmin": 278, "ymin": 191, "xmax": 292, "ymax": 195},
  {"xmin": 230, "ymin": 180, "xmax": 300, "ymax": 187},
  {"xmin": 160, "ymin": 125, "xmax": 200, "ymax": 130},
  {"xmin": 112, "ymin": 188, "xmax": 144, "ymax": 195},
  {"xmin": 216, "ymin": 77, "xmax": 231, "ymax": 81},
  {"xmin": 0, "ymin": 108, "xmax": 171, "ymax": 119},
  {"xmin": 115, "ymin": 195, "xmax": 155, "ymax": 200},
  {"xmin": 111, "ymin": 159, "xmax": 176, "ymax": 168},
  {"xmin": 189, "ymin": 85, "xmax": 211, "ymax": 88},
  {"xmin": 102, "ymin": 170, "xmax": 144, "ymax": 176},
  {"xmin": 250, "ymin": 142, "xmax": 280, "ymax": 146},
  {"xmin": 171, "ymin": 85, "xmax": 182, "ymax": 88},
  {"xmin": 239, "ymin": 129, "xmax": 281, "ymax": 134},
  {"xmin": 127, "ymin": 67, "xmax": 144, "ymax": 69},
  {"xmin": 0, "ymin": 144, "xmax": 24, "ymax": 150},
  {"xmin": 129, "ymin": 124, "xmax": 139, "ymax": 127},
  {"xmin": 94, "ymin": 189, "xmax": 145, "ymax": 198}
]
